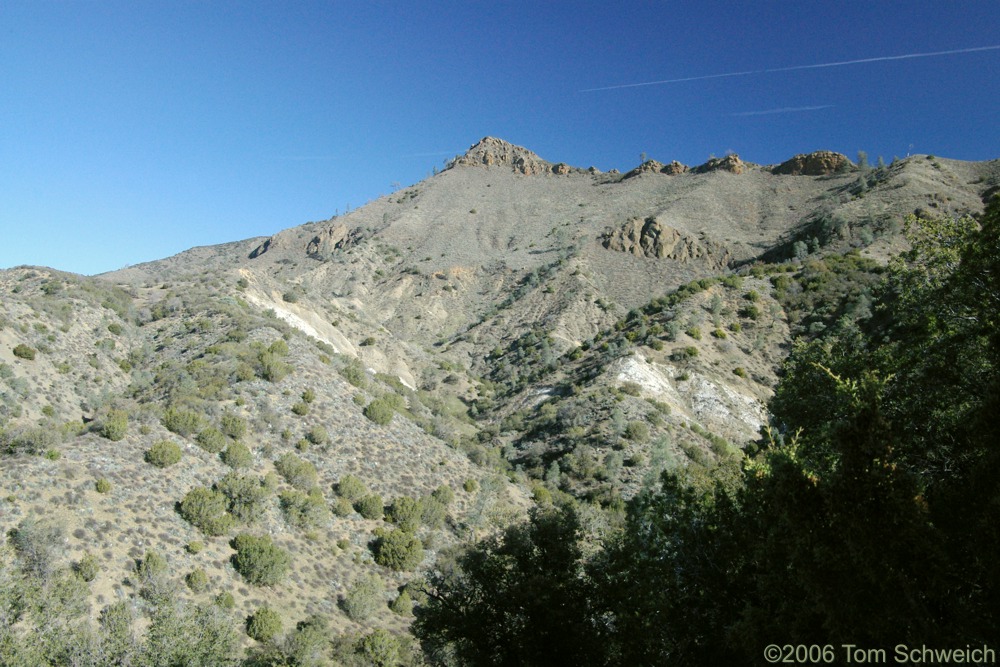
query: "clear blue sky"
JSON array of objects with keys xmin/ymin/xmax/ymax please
[{"xmin": 2, "ymin": 1, "xmax": 998, "ymax": 275}]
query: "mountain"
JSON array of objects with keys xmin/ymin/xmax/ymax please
[{"xmin": 1, "ymin": 137, "xmax": 998, "ymax": 662}]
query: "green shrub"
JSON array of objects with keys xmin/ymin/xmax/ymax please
[
  {"xmin": 231, "ymin": 533, "xmax": 290, "ymax": 586},
  {"xmin": 280, "ymin": 488, "xmax": 330, "ymax": 530},
  {"xmin": 711, "ymin": 328, "xmax": 728, "ymax": 339},
  {"xmin": 216, "ymin": 472, "xmax": 269, "ymax": 524},
  {"xmin": 291, "ymin": 402, "xmax": 309, "ymax": 416},
  {"xmin": 12, "ymin": 344, "xmax": 36, "ymax": 360},
  {"xmin": 186, "ymin": 541, "xmax": 205, "ymax": 554},
  {"xmin": 301, "ymin": 388, "xmax": 316, "ymax": 404},
  {"xmin": 358, "ymin": 629, "xmax": 401, "ymax": 666},
  {"xmin": 624, "ymin": 421, "xmax": 650, "ymax": 442},
  {"xmin": 432, "ymin": 485, "xmax": 455, "ymax": 506},
  {"xmin": 107, "ymin": 322, "xmax": 124, "ymax": 335},
  {"xmin": 390, "ymin": 590, "xmax": 413, "ymax": 615},
  {"xmin": 101, "ymin": 409, "xmax": 129, "ymax": 441},
  {"xmin": 137, "ymin": 550, "xmax": 167, "ymax": 584},
  {"xmin": 215, "ymin": 591, "xmax": 236, "ymax": 609},
  {"xmin": 340, "ymin": 361, "xmax": 367, "ymax": 388},
  {"xmin": 179, "ymin": 486, "xmax": 234, "ymax": 536},
  {"xmin": 336, "ymin": 474, "xmax": 368, "ymax": 501},
  {"xmin": 355, "ymin": 493, "xmax": 384, "ymax": 520},
  {"xmin": 95, "ymin": 478, "xmax": 112, "ymax": 494},
  {"xmin": 163, "ymin": 407, "xmax": 205, "ymax": 436},
  {"xmin": 463, "ymin": 479, "xmax": 478, "ymax": 493},
  {"xmin": 145, "ymin": 440, "xmax": 182, "ymax": 468},
  {"xmin": 342, "ymin": 574, "xmax": 384, "ymax": 621},
  {"xmin": 364, "ymin": 398, "xmax": 395, "ymax": 425},
  {"xmin": 372, "ymin": 528, "xmax": 423, "ymax": 571},
  {"xmin": 419, "ymin": 496, "xmax": 447, "ymax": 529},
  {"xmin": 221, "ymin": 441, "xmax": 253, "ymax": 469},
  {"xmin": 387, "ymin": 496, "xmax": 421, "ymax": 533},
  {"xmin": 685, "ymin": 327, "xmax": 702, "ymax": 340},
  {"xmin": 332, "ymin": 497, "xmax": 354, "ymax": 517},
  {"xmin": 186, "ymin": 568, "xmax": 209, "ymax": 592},
  {"xmin": 195, "ymin": 427, "xmax": 227, "ymax": 453},
  {"xmin": 246, "ymin": 605, "xmax": 283, "ymax": 643},
  {"xmin": 75, "ymin": 552, "xmax": 100, "ymax": 582},
  {"xmin": 274, "ymin": 452, "xmax": 318, "ymax": 489},
  {"xmin": 733, "ymin": 367, "xmax": 748, "ymax": 378},
  {"xmin": 306, "ymin": 425, "xmax": 328, "ymax": 445},
  {"xmin": 220, "ymin": 412, "xmax": 247, "ymax": 439}
]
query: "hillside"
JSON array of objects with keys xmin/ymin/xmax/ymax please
[{"xmin": 1, "ymin": 137, "xmax": 999, "ymax": 664}]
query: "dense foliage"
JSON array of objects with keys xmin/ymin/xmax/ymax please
[{"xmin": 415, "ymin": 201, "xmax": 1000, "ymax": 665}]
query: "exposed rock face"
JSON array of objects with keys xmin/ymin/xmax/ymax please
[
  {"xmin": 602, "ymin": 217, "xmax": 731, "ymax": 267},
  {"xmin": 622, "ymin": 160, "xmax": 688, "ymax": 179},
  {"xmin": 249, "ymin": 237, "xmax": 277, "ymax": 259},
  {"xmin": 454, "ymin": 136, "xmax": 572, "ymax": 175},
  {"xmin": 662, "ymin": 160, "xmax": 689, "ymax": 175},
  {"xmin": 772, "ymin": 151, "xmax": 853, "ymax": 176},
  {"xmin": 693, "ymin": 154, "xmax": 745, "ymax": 174},
  {"xmin": 623, "ymin": 160, "xmax": 666, "ymax": 179},
  {"xmin": 305, "ymin": 223, "xmax": 361, "ymax": 258}
]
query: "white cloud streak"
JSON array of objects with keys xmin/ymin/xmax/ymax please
[
  {"xmin": 580, "ymin": 45, "xmax": 1000, "ymax": 92},
  {"xmin": 730, "ymin": 105, "xmax": 834, "ymax": 117}
]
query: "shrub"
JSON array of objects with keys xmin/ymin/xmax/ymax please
[
  {"xmin": 216, "ymin": 591, "xmax": 236, "ymax": 609},
  {"xmin": 220, "ymin": 412, "xmax": 247, "ymax": 439},
  {"xmin": 340, "ymin": 361, "xmax": 367, "ymax": 388},
  {"xmin": 624, "ymin": 421, "xmax": 650, "ymax": 442},
  {"xmin": 364, "ymin": 398, "xmax": 395, "ymax": 425},
  {"xmin": 75, "ymin": 552, "xmax": 100, "ymax": 582},
  {"xmin": 145, "ymin": 440, "xmax": 182, "ymax": 468},
  {"xmin": 372, "ymin": 528, "xmax": 423, "ymax": 571},
  {"xmin": 179, "ymin": 486, "xmax": 234, "ymax": 536},
  {"xmin": 463, "ymin": 479, "xmax": 478, "ymax": 493},
  {"xmin": 216, "ymin": 472, "xmax": 269, "ymax": 524},
  {"xmin": 12, "ymin": 344, "xmax": 36, "ymax": 360},
  {"xmin": 186, "ymin": 568, "xmax": 209, "ymax": 592},
  {"xmin": 280, "ymin": 488, "xmax": 330, "ymax": 530},
  {"xmin": 186, "ymin": 541, "xmax": 204, "ymax": 554},
  {"xmin": 733, "ymin": 367, "xmax": 748, "ymax": 378},
  {"xmin": 685, "ymin": 327, "xmax": 702, "ymax": 340},
  {"xmin": 301, "ymin": 388, "xmax": 316, "ymax": 404},
  {"xmin": 390, "ymin": 590, "xmax": 413, "ymax": 615},
  {"xmin": 419, "ymin": 496, "xmax": 447, "ymax": 529},
  {"xmin": 342, "ymin": 574, "xmax": 384, "ymax": 621},
  {"xmin": 247, "ymin": 605, "xmax": 283, "ymax": 643},
  {"xmin": 195, "ymin": 427, "xmax": 227, "ymax": 453},
  {"xmin": 137, "ymin": 550, "xmax": 167, "ymax": 585},
  {"xmin": 231, "ymin": 533, "xmax": 290, "ymax": 586},
  {"xmin": 387, "ymin": 497, "xmax": 421, "ymax": 533},
  {"xmin": 221, "ymin": 441, "xmax": 253, "ymax": 469},
  {"xmin": 336, "ymin": 474, "xmax": 368, "ymax": 501},
  {"xmin": 355, "ymin": 494, "xmax": 384, "ymax": 520},
  {"xmin": 274, "ymin": 453, "xmax": 318, "ymax": 489},
  {"xmin": 163, "ymin": 407, "xmax": 205, "ymax": 436},
  {"xmin": 95, "ymin": 478, "xmax": 112, "ymax": 494},
  {"xmin": 619, "ymin": 381, "xmax": 641, "ymax": 396},
  {"xmin": 332, "ymin": 497, "xmax": 354, "ymax": 517},
  {"xmin": 358, "ymin": 629, "xmax": 401, "ymax": 666},
  {"xmin": 432, "ymin": 485, "xmax": 454, "ymax": 506},
  {"xmin": 102, "ymin": 409, "xmax": 129, "ymax": 441},
  {"xmin": 291, "ymin": 401, "xmax": 309, "ymax": 416},
  {"xmin": 306, "ymin": 425, "xmax": 328, "ymax": 445}
]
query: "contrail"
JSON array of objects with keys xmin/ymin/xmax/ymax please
[
  {"xmin": 730, "ymin": 105, "xmax": 833, "ymax": 117},
  {"xmin": 581, "ymin": 45, "xmax": 1000, "ymax": 92}
]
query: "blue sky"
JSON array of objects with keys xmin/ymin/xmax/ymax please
[{"xmin": 2, "ymin": 1, "xmax": 998, "ymax": 275}]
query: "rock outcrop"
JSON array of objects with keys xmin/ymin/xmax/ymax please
[
  {"xmin": 602, "ymin": 217, "xmax": 731, "ymax": 268},
  {"xmin": 693, "ymin": 154, "xmax": 746, "ymax": 174},
  {"xmin": 623, "ymin": 159, "xmax": 689, "ymax": 179},
  {"xmin": 305, "ymin": 223, "xmax": 362, "ymax": 258},
  {"xmin": 453, "ymin": 136, "xmax": 580, "ymax": 175},
  {"xmin": 772, "ymin": 151, "xmax": 853, "ymax": 176}
]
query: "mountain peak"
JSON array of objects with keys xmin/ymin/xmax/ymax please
[{"xmin": 453, "ymin": 136, "xmax": 576, "ymax": 175}]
